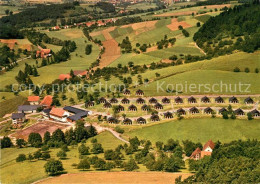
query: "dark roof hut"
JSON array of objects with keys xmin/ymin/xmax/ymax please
[
  {"xmin": 110, "ymin": 97, "xmax": 118, "ymax": 104},
  {"xmin": 141, "ymin": 104, "xmax": 150, "ymax": 111},
  {"xmin": 123, "ymin": 89, "xmax": 131, "ymax": 96},
  {"xmin": 85, "ymin": 101, "xmax": 94, "ymax": 108},
  {"xmin": 229, "ymin": 96, "xmax": 238, "ymax": 103},
  {"xmin": 164, "ymin": 112, "xmax": 173, "ymax": 119},
  {"xmin": 137, "ymin": 117, "xmax": 146, "ymax": 124},
  {"xmin": 123, "ymin": 118, "xmax": 132, "ymax": 125},
  {"xmin": 189, "ymin": 107, "xmax": 199, "ymax": 114},
  {"xmin": 188, "ymin": 96, "xmax": 197, "ymax": 104},
  {"xmin": 201, "ymin": 96, "xmax": 210, "ymax": 103},
  {"xmin": 149, "ymin": 97, "xmax": 157, "ymax": 104},
  {"xmin": 154, "ymin": 103, "xmax": 163, "ymax": 110},
  {"xmin": 204, "ymin": 107, "xmax": 213, "ymax": 114},
  {"xmin": 136, "ymin": 97, "xmax": 145, "ymax": 104},
  {"xmin": 128, "ymin": 104, "xmax": 137, "ymax": 111},
  {"xmin": 215, "ymin": 96, "xmax": 224, "ymax": 103},
  {"xmin": 251, "ymin": 109, "xmax": 260, "ymax": 117},
  {"xmin": 99, "ymin": 97, "xmax": 107, "ymax": 104},
  {"xmin": 121, "ymin": 98, "xmax": 130, "ymax": 104},
  {"xmin": 136, "ymin": 89, "xmax": 144, "ymax": 96},
  {"xmin": 175, "ymin": 96, "xmax": 183, "ymax": 104},
  {"xmin": 162, "ymin": 97, "xmax": 170, "ymax": 104},
  {"xmin": 177, "ymin": 108, "xmax": 186, "ymax": 115},
  {"xmin": 234, "ymin": 108, "xmax": 244, "ymax": 116},
  {"xmin": 244, "ymin": 97, "xmax": 254, "ymax": 104},
  {"xmin": 150, "ymin": 114, "xmax": 160, "ymax": 122},
  {"xmin": 219, "ymin": 107, "xmax": 227, "ymax": 114},
  {"xmin": 107, "ymin": 117, "xmax": 118, "ymax": 124},
  {"xmin": 103, "ymin": 102, "xmax": 112, "ymax": 108}
]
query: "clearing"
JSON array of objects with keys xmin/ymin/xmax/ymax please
[{"xmin": 167, "ymin": 18, "xmax": 191, "ymax": 31}]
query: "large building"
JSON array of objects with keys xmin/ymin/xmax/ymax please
[{"xmin": 190, "ymin": 140, "xmax": 215, "ymax": 160}]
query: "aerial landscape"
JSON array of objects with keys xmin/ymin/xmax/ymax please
[{"xmin": 0, "ymin": 0, "xmax": 259, "ymax": 183}]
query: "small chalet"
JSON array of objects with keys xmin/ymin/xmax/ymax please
[
  {"xmin": 52, "ymin": 26, "xmax": 60, "ymax": 30},
  {"xmin": 18, "ymin": 105, "xmax": 42, "ymax": 113},
  {"xmin": 190, "ymin": 140, "xmax": 215, "ymax": 160},
  {"xmin": 40, "ymin": 95, "xmax": 53, "ymax": 108},
  {"xmin": 175, "ymin": 96, "xmax": 183, "ymax": 104},
  {"xmin": 136, "ymin": 98, "xmax": 145, "ymax": 104},
  {"xmin": 244, "ymin": 97, "xmax": 254, "ymax": 104},
  {"xmin": 234, "ymin": 108, "xmax": 245, "ymax": 116},
  {"xmin": 251, "ymin": 109, "xmax": 260, "ymax": 117},
  {"xmin": 149, "ymin": 97, "xmax": 157, "ymax": 104},
  {"xmin": 107, "ymin": 117, "xmax": 118, "ymax": 124},
  {"xmin": 59, "ymin": 74, "xmax": 71, "ymax": 81},
  {"xmin": 49, "ymin": 108, "xmax": 70, "ymax": 122},
  {"xmin": 128, "ymin": 104, "xmax": 137, "ymax": 111},
  {"xmin": 219, "ymin": 107, "xmax": 227, "ymax": 114},
  {"xmin": 150, "ymin": 114, "xmax": 160, "ymax": 122},
  {"xmin": 110, "ymin": 98, "xmax": 118, "ymax": 104},
  {"xmin": 189, "ymin": 107, "xmax": 199, "ymax": 114},
  {"xmin": 177, "ymin": 108, "xmax": 186, "ymax": 115},
  {"xmin": 154, "ymin": 103, "xmax": 163, "ymax": 110},
  {"xmin": 85, "ymin": 101, "xmax": 95, "ymax": 108},
  {"xmin": 104, "ymin": 102, "xmax": 112, "ymax": 108},
  {"xmin": 190, "ymin": 148, "xmax": 201, "ymax": 160},
  {"xmin": 121, "ymin": 98, "xmax": 130, "ymax": 104},
  {"xmin": 11, "ymin": 113, "xmax": 25, "ymax": 126},
  {"xmin": 117, "ymin": 105, "xmax": 125, "ymax": 112},
  {"xmin": 28, "ymin": 96, "xmax": 40, "ymax": 105},
  {"xmin": 215, "ymin": 96, "xmax": 224, "ymax": 103},
  {"xmin": 164, "ymin": 112, "xmax": 173, "ymax": 119},
  {"xmin": 123, "ymin": 118, "xmax": 132, "ymax": 125},
  {"xmin": 204, "ymin": 107, "xmax": 213, "ymax": 114},
  {"xmin": 36, "ymin": 49, "xmax": 51, "ymax": 58},
  {"xmin": 201, "ymin": 96, "xmax": 210, "ymax": 103},
  {"xmin": 136, "ymin": 89, "xmax": 144, "ymax": 96},
  {"xmin": 137, "ymin": 117, "xmax": 146, "ymax": 124},
  {"xmin": 123, "ymin": 89, "xmax": 131, "ymax": 96},
  {"xmin": 99, "ymin": 97, "xmax": 107, "ymax": 103},
  {"xmin": 141, "ymin": 104, "xmax": 150, "ymax": 111},
  {"xmin": 188, "ymin": 96, "xmax": 197, "ymax": 104},
  {"xmin": 162, "ymin": 97, "xmax": 170, "ymax": 104},
  {"xmin": 229, "ymin": 96, "xmax": 239, "ymax": 103}
]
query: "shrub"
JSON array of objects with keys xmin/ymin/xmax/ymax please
[
  {"xmin": 16, "ymin": 154, "xmax": 26, "ymax": 162},
  {"xmin": 115, "ymin": 126, "xmax": 124, "ymax": 134},
  {"xmin": 233, "ymin": 67, "xmax": 240, "ymax": 72}
]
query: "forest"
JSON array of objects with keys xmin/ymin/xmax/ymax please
[{"xmin": 194, "ymin": 1, "xmax": 260, "ymax": 56}]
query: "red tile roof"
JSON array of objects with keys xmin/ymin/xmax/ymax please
[
  {"xmin": 28, "ymin": 96, "xmax": 40, "ymax": 102},
  {"xmin": 59, "ymin": 74, "xmax": 71, "ymax": 81},
  {"xmin": 50, "ymin": 108, "xmax": 66, "ymax": 117},
  {"xmin": 201, "ymin": 151, "xmax": 212, "ymax": 158},
  {"xmin": 73, "ymin": 70, "xmax": 87, "ymax": 76},
  {"xmin": 40, "ymin": 95, "xmax": 53, "ymax": 107},
  {"xmin": 203, "ymin": 140, "xmax": 215, "ymax": 151},
  {"xmin": 190, "ymin": 147, "xmax": 201, "ymax": 157}
]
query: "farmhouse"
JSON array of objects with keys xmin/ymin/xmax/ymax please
[
  {"xmin": 104, "ymin": 102, "xmax": 112, "ymax": 108},
  {"xmin": 190, "ymin": 140, "xmax": 215, "ymax": 160},
  {"xmin": 36, "ymin": 49, "xmax": 51, "ymax": 58},
  {"xmin": 121, "ymin": 98, "xmax": 130, "ymax": 104},
  {"xmin": 201, "ymin": 96, "xmax": 210, "ymax": 103},
  {"xmin": 136, "ymin": 89, "xmax": 144, "ymax": 96},
  {"xmin": 188, "ymin": 96, "xmax": 197, "ymax": 104},
  {"xmin": 40, "ymin": 95, "xmax": 53, "ymax": 108},
  {"xmin": 110, "ymin": 97, "xmax": 118, "ymax": 104},
  {"xmin": 189, "ymin": 107, "xmax": 199, "ymax": 114},
  {"xmin": 251, "ymin": 109, "xmax": 260, "ymax": 117},
  {"xmin": 175, "ymin": 96, "xmax": 183, "ymax": 104},
  {"xmin": 162, "ymin": 97, "xmax": 170, "ymax": 104},
  {"xmin": 63, "ymin": 106, "xmax": 85, "ymax": 114},
  {"xmin": 164, "ymin": 112, "xmax": 173, "ymax": 119},
  {"xmin": 49, "ymin": 108, "xmax": 70, "ymax": 123},
  {"xmin": 137, "ymin": 117, "xmax": 146, "ymax": 124},
  {"xmin": 177, "ymin": 108, "xmax": 186, "ymax": 115},
  {"xmin": 150, "ymin": 114, "xmax": 160, "ymax": 122},
  {"xmin": 234, "ymin": 108, "xmax": 245, "ymax": 116},
  {"xmin": 18, "ymin": 105, "xmax": 42, "ymax": 113},
  {"xmin": 136, "ymin": 98, "xmax": 145, "ymax": 104},
  {"xmin": 107, "ymin": 117, "xmax": 118, "ymax": 124},
  {"xmin": 149, "ymin": 97, "xmax": 158, "ymax": 104},
  {"xmin": 67, "ymin": 111, "xmax": 88, "ymax": 123},
  {"xmin": 141, "ymin": 104, "xmax": 150, "ymax": 111},
  {"xmin": 123, "ymin": 118, "xmax": 132, "ymax": 125},
  {"xmin": 123, "ymin": 89, "xmax": 131, "ymax": 95},
  {"xmin": 154, "ymin": 103, "xmax": 163, "ymax": 110},
  {"xmin": 28, "ymin": 96, "xmax": 40, "ymax": 105},
  {"xmin": 11, "ymin": 113, "xmax": 25, "ymax": 126},
  {"xmin": 85, "ymin": 101, "xmax": 95, "ymax": 107},
  {"xmin": 128, "ymin": 104, "xmax": 137, "ymax": 111},
  {"xmin": 219, "ymin": 107, "xmax": 227, "ymax": 114},
  {"xmin": 73, "ymin": 70, "xmax": 87, "ymax": 77},
  {"xmin": 215, "ymin": 96, "xmax": 224, "ymax": 103},
  {"xmin": 99, "ymin": 97, "xmax": 107, "ymax": 103},
  {"xmin": 52, "ymin": 26, "xmax": 60, "ymax": 30},
  {"xmin": 204, "ymin": 107, "xmax": 213, "ymax": 114},
  {"xmin": 244, "ymin": 97, "xmax": 254, "ymax": 104},
  {"xmin": 229, "ymin": 96, "xmax": 239, "ymax": 103}
]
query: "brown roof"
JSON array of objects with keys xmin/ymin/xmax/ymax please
[
  {"xmin": 190, "ymin": 147, "xmax": 201, "ymax": 157},
  {"xmin": 28, "ymin": 96, "xmax": 40, "ymax": 102},
  {"xmin": 50, "ymin": 108, "xmax": 66, "ymax": 117},
  {"xmin": 203, "ymin": 140, "xmax": 215, "ymax": 151},
  {"xmin": 40, "ymin": 95, "xmax": 53, "ymax": 107}
]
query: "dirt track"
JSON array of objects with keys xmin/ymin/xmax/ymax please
[{"xmin": 36, "ymin": 172, "xmax": 193, "ymax": 184}]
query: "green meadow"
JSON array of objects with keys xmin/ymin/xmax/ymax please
[{"xmin": 124, "ymin": 118, "xmax": 260, "ymax": 144}]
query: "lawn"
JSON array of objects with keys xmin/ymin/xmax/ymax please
[
  {"xmin": 124, "ymin": 118, "xmax": 260, "ymax": 144},
  {"xmin": 0, "ymin": 131, "xmax": 125, "ymax": 184}
]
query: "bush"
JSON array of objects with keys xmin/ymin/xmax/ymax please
[
  {"xmin": 16, "ymin": 154, "xmax": 26, "ymax": 162},
  {"xmin": 57, "ymin": 150, "xmax": 67, "ymax": 159},
  {"xmin": 77, "ymin": 158, "xmax": 90, "ymax": 171},
  {"xmin": 115, "ymin": 126, "xmax": 124, "ymax": 134},
  {"xmin": 78, "ymin": 144, "xmax": 90, "ymax": 155},
  {"xmin": 245, "ymin": 67, "xmax": 250, "ymax": 73},
  {"xmin": 44, "ymin": 159, "xmax": 64, "ymax": 175},
  {"xmin": 233, "ymin": 67, "xmax": 240, "ymax": 72}
]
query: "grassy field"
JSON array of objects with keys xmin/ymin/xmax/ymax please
[
  {"xmin": 126, "ymin": 2, "xmax": 158, "ymax": 10},
  {"xmin": 0, "ymin": 131, "xmax": 125, "ymax": 184},
  {"xmin": 124, "ymin": 118, "xmax": 260, "ymax": 144}
]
